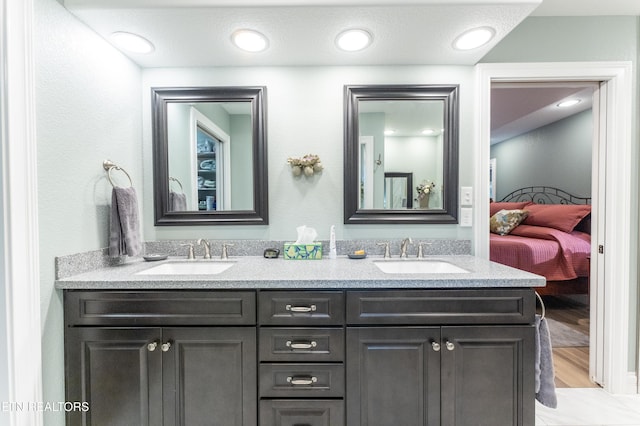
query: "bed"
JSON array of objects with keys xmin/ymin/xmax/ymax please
[{"xmin": 489, "ymin": 186, "xmax": 592, "ymax": 296}]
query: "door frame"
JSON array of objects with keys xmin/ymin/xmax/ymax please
[
  {"xmin": 2, "ymin": 0, "xmax": 44, "ymax": 424},
  {"xmin": 475, "ymin": 62, "xmax": 635, "ymax": 394}
]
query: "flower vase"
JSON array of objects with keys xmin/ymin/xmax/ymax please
[{"xmin": 419, "ymin": 194, "xmax": 430, "ymax": 209}]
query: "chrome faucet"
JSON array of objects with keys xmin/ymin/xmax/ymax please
[
  {"xmin": 197, "ymin": 238, "xmax": 211, "ymax": 259},
  {"xmin": 400, "ymin": 238, "xmax": 413, "ymax": 258}
]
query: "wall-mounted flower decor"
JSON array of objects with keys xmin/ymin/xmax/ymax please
[{"xmin": 287, "ymin": 154, "xmax": 323, "ymax": 177}]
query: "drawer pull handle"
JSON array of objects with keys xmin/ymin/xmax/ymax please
[
  {"xmin": 161, "ymin": 341, "xmax": 172, "ymax": 352},
  {"xmin": 431, "ymin": 341, "xmax": 441, "ymax": 352},
  {"xmin": 285, "ymin": 304, "xmax": 317, "ymax": 313},
  {"xmin": 286, "ymin": 376, "xmax": 318, "ymax": 386},
  {"xmin": 286, "ymin": 340, "xmax": 318, "ymax": 350},
  {"xmin": 445, "ymin": 341, "xmax": 455, "ymax": 351},
  {"xmin": 147, "ymin": 342, "xmax": 158, "ymax": 352}
]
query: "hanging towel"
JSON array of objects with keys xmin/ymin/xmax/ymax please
[
  {"xmin": 109, "ymin": 187, "xmax": 142, "ymax": 257},
  {"xmin": 535, "ymin": 314, "xmax": 558, "ymax": 408},
  {"xmin": 169, "ymin": 190, "xmax": 187, "ymax": 212}
]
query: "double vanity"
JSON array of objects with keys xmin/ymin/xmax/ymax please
[{"xmin": 56, "ymin": 243, "xmax": 543, "ymax": 426}]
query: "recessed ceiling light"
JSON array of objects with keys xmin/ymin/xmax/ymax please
[
  {"xmin": 557, "ymin": 99, "xmax": 581, "ymax": 108},
  {"xmin": 453, "ymin": 27, "xmax": 495, "ymax": 50},
  {"xmin": 422, "ymin": 129, "xmax": 436, "ymax": 135},
  {"xmin": 110, "ymin": 31, "xmax": 154, "ymax": 54},
  {"xmin": 231, "ymin": 29, "xmax": 269, "ymax": 53},
  {"xmin": 336, "ymin": 29, "xmax": 373, "ymax": 52},
  {"xmin": 384, "ymin": 129, "xmax": 395, "ymax": 136}
]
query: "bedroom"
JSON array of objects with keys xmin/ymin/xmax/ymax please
[{"xmin": 490, "ymin": 81, "xmax": 596, "ymax": 388}]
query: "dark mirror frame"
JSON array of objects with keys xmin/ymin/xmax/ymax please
[
  {"xmin": 152, "ymin": 86, "xmax": 268, "ymax": 225},
  {"xmin": 343, "ymin": 84, "xmax": 459, "ymax": 224}
]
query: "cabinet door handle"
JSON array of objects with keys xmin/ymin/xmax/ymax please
[
  {"xmin": 285, "ymin": 304, "xmax": 317, "ymax": 313},
  {"xmin": 147, "ymin": 341, "xmax": 158, "ymax": 352},
  {"xmin": 286, "ymin": 340, "xmax": 317, "ymax": 350},
  {"xmin": 286, "ymin": 376, "xmax": 318, "ymax": 386},
  {"xmin": 161, "ymin": 341, "xmax": 172, "ymax": 352},
  {"xmin": 431, "ymin": 341, "xmax": 441, "ymax": 352},
  {"xmin": 445, "ymin": 341, "xmax": 455, "ymax": 351}
]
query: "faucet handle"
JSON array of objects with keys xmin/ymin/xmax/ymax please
[
  {"xmin": 377, "ymin": 242, "xmax": 391, "ymax": 258},
  {"xmin": 221, "ymin": 243, "xmax": 234, "ymax": 259},
  {"xmin": 180, "ymin": 243, "xmax": 195, "ymax": 260},
  {"xmin": 417, "ymin": 242, "xmax": 433, "ymax": 259}
]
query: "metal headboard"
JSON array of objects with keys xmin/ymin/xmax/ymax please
[{"xmin": 499, "ymin": 186, "xmax": 591, "ymax": 205}]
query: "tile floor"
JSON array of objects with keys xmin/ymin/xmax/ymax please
[{"xmin": 536, "ymin": 388, "xmax": 640, "ymax": 425}]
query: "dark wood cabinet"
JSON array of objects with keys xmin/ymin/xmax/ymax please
[
  {"xmin": 345, "ymin": 290, "xmax": 535, "ymax": 426},
  {"xmin": 64, "ymin": 288, "xmax": 535, "ymax": 426},
  {"xmin": 346, "ymin": 327, "xmax": 442, "ymax": 426},
  {"xmin": 64, "ymin": 291, "xmax": 257, "ymax": 426}
]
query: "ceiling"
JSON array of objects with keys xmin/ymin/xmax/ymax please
[
  {"xmin": 491, "ymin": 83, "xmax": 596, "ymax": 144},
  {"xmin": 63, "ymin": 0, "xmax": 543, "ymax": 68},
  {"xmin": 62, "ymin": 0, "xmax": 638, "ymax": 140}
]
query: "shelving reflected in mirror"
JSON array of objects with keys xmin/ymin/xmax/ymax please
[{"xmin": 152, "ymin": 86, "xmax": 268, "ymax": 225}]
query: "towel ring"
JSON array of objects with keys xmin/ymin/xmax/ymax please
[
  {"xmin": 535, "ymin": 291, "xmax": 546, "ymax": 320},
  {"xmin": 103, "ymin": 160, "xmax": 133, "ymax": 188},
  {"xmin": 169, "ymin": 177, "xmax": 184, "ymax": 192}
]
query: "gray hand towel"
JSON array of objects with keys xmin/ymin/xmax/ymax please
[
  {"xmin": 535, "ymin": 315, "xmax": 558, "ymax": 408},
  {"xmin": 169, "ymin": 190, "xmax": 187, "ymax": 212},
  {"xmin": 109, "ymin": 187, "xmax": 142, "ymax": 257}
]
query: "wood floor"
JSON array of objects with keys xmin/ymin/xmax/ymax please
[{"xmin": 542, "ymin": 295, "xmax": 599, "ymax": 389}]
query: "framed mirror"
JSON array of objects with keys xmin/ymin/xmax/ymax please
[
  {"xmin": 152, "ymin": 86, "xmax": 268, "ymax": 225},
  {"xmin": 344, "ymin": 84, "xmax": 459, "ymax": 224}
]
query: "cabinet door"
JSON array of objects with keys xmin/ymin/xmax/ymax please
[
  {"xmin": 440, "ymin": 326, "xmax": 535, "ymax": 426},
  {"xmin": 65, "ymin": 327, "xmax": 162, "ymax": 426},
  {"xmin": 162, "ymin": 327, "xmax": 257, "ymax": 426},
  {"xmin": 346, "ymin": 327, "xmax": 441, "ymax": 426}
]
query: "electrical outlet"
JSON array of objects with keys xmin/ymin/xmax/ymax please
[
  {"xmin": 460, "ymin": 207, "xmax": 472, "ymax": 227},
  {"xmin": 461, "ymin": 186, "xmax": 473, "ymax": 206}
]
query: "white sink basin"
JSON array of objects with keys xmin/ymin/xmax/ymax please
[
  {"xmin": 136, "ymin": 261, "xmax": 235, "ymax": 275},
  {"xmin": 374, "ymin": 260, "xmax": 468, "ymax": 274}
]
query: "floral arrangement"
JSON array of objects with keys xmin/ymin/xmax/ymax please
[
  {"xmin": 287, "ymin": 154, "xmax": 324, "ymax": 177},
  {"xmin": 415, "ymin": 180, "xmax": 436, "ymax": 201}
]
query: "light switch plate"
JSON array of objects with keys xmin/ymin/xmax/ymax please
[
  {"xmin": 460, "ymin": 207, "xmax": 472, "ymax": 227},
  {"xmin": 460, "ymin": 186, "xmax": 473, "ymax": 206}
]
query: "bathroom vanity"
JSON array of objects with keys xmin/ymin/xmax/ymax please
[{"xmin": 56, "ymin": 253, "xmax": 543, "ymax": 426}]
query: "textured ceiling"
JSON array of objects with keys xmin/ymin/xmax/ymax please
[{"xmin": 63, "ymin": 1, "xmax": 542, "ymax": 67}]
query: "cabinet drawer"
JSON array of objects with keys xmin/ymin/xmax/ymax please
[
  {"xmin": 259, "ymin": 328, "xmax": 344, "ymax": 362},
  {"xmin": 260, "ymin": 399, "xmax": 344, "ymax": 426},
  {"xmin": 258, "ymin": 291, "xmax": 344, "ymax": 325},
  {"xmin": 346, "ymin": 289, "xmax": 535, "ymax": 325},
  {"xmin": 259, "ymin": 364, "xmax": 344, "ymax": 398},
  {"xmin": 64, "ymin": 290, "xmax": 256, "ymax": 326}
]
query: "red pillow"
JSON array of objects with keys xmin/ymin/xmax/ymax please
[
  {"xmin": 522, "ymin": 204, "xmax": 591, "ymax": 232},
  {"xmin": 489, "ymin": 201, "xmax": 532, "ymax": 217}
]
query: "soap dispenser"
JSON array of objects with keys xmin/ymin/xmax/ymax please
[{"xmin": 329, "ymin": 225, "xmax": 337, "ymax": 259}]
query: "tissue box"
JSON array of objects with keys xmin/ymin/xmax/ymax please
[{"xmin": 283, "ymin": 243, "xmax": 323, "ymax": 260}]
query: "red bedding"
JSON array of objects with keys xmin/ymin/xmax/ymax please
[{"xmin": 490, "ymin": 224, "xmax": 591, "ymax": 281}]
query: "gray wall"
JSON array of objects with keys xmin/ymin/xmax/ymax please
[
  {"xmin": 34, "ymin": 0, "xmax": 143, "ymax": 423},
  {"xmin": 491, "ymin": 110, "xmax": 593, "ymax": 201}
]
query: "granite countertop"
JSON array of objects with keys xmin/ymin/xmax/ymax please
[{"xmin": 55, "ymin": 255, "xmax": 545, "ymax": 290}]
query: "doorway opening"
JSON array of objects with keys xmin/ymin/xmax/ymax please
[
  {"xmin": 476, "ymin": 62, "xmax": 635, "ymax": 394},
  {"xmin": 489, "ymin": 81, "xmax": 597, "ymax": 388}
]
